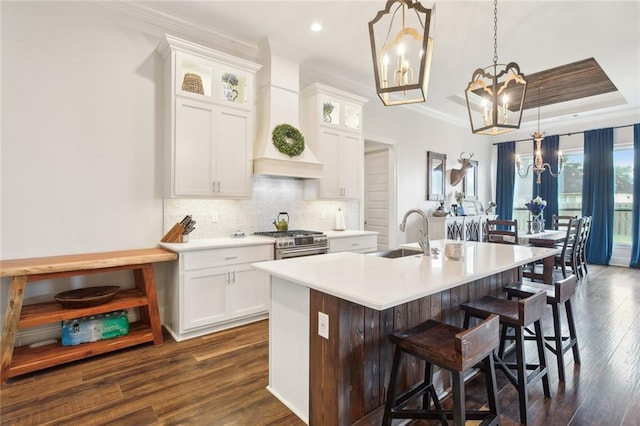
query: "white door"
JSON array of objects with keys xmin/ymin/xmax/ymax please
[
  {"xmin": 318, "ymin": 128, "xmax": 342, "ymax": 198},
  {"xmin": 365, "ymin": 148, "xmax": 392, "ymax": 249},
  {"xmin": 215, "ymin": 108, "xmax": 251, "ymax": 197},
  {"xmin": 229, "ymin": 266, "xmax": 269, "ymax": 318},
  {"xmin": 340, "ymin": 133, "xmax": 362, "ymax": 199},
  {"xmin": 174, "ymin": 98, "xmax": 215, "ymax": 195},
  {"xmin": 182, "ymin": 267, "xmax": 230, "ymax": 330}
]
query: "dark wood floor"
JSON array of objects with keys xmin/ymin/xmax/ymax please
[{"xmin": 1, "ymin": 264, "xmax": 639, "ymax": 425}]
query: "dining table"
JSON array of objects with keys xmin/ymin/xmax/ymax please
[
  {"xmin": 519, "ymin": 229, "xmax": 566, "ymax": 248},
  {"xmin": 519, "ymin": 229, "xmax": 566, "ymax": 282}
]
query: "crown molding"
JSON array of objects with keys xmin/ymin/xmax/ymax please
[{"xmin": 91, "ymin": 1, "xmax": 260, "ymax": 62}]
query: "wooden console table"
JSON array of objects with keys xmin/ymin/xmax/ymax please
[{"xmin": 0, "ymin": 248, "xmax": 177, "ymax": 381}]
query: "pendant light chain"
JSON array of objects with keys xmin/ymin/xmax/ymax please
[{"xmin": 493, "ymin": 0, "xmax": 498, "ymax": 65}]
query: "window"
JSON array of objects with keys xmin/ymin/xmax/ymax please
[
  {"xmin": 512, "ymin": 153, "xmax": 533, "ymax": 231},
  {"xmin": 613, "ymin": 146, "xmax": 634, "ymax": 244},
  {"xmin": 558, "ymin": 149, "xmax": 583, "ymax": 218}
]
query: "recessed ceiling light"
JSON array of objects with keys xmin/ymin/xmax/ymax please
[{"xmin": 310, "ymin": 22, "xmax": 322, "ymax": 32}]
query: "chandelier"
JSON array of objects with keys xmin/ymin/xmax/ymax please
[
  {"xmin": 465, "ymin": 0, "xmax": 527, "ymax": 135},
  {"xmin": 516, "ymin": 88, "xmax": 564, "ymax": 184},
  {"xmin": 368, "ymin": 0, "xmax": 434, "ymax": 106}
]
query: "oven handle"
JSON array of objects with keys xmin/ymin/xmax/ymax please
[{"xmin": 277, "ymin": 246, "xmax": 329, "ymax": 259}]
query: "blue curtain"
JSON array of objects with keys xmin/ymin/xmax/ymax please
[
  {"xmin": 582, "ymin": 128, "xmax": 614, "ymax": 265},
  {"xmin": 532, "ymin": 135, "xmax": 559, "ymax": 228},
  {"xmin": 496, "ymin": 141, "xmax": 516, "ymax": 220},
  {"xmin": 630, "ymin": 123, "xmax": 640, "ymax": 268}
]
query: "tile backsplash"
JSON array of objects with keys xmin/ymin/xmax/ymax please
[{"xmin": 163, "ymin": 176, "xmax": 360, "ymax": 238}]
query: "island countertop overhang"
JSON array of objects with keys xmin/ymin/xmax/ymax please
[{"xmin": 252, "ymin": 240, "xmax": 559, "ymax": 311}]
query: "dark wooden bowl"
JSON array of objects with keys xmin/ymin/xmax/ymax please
[{"xmin": 54, "ymin": 285, "xmax": 121, "ymax": 309}]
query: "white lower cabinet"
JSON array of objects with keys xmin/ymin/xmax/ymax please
[
  {"xmin": 329, "ymin": 234, "xmax": 378, "ymax": 254},
  {"xmin": 164, "ymin": 243, "xmax": 272, "ymax": 341}
]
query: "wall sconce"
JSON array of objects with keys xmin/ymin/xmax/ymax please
[{"xmin": 369, "ymin": 0, "xmax": 434, "ymax": 106}]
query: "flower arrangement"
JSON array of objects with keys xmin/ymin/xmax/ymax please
[
  {"xmin": 525, "ymin": 196, "xmax": 547, "ymax": 216},
  {"xmin": 221, "ymin": 73, "xmax": 239, "ymax": 86},
  {"xmin": 455, "ymin": 191, "xmax": 465, "ymax": 204}
]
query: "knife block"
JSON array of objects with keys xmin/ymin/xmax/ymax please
[{"xmin": 161, "ymin": 223, "xmax": 185, "ymax": 243}]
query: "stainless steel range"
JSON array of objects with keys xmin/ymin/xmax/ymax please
[{"xmin": 254, "ymin": 230, "xmax": 329, "ymax": 259}]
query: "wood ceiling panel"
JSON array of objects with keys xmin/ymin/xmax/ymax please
[{"xmin": 507, "ymin": 58, "xmax": 618, "ymax": 111}]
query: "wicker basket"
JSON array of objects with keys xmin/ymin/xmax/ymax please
[{"xmin": 182, "ymin": 72, "xmax": 204, "ymax": 95}]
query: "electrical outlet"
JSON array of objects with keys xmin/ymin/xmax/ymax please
[
  {"xmin": 318, "ymin": 312, "xmax": 329, "ymax": 339},
  {"xmin": 211, "ymin": 213, "xmax": 219, "ymax": 223}
]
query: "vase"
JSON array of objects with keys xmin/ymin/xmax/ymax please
[
  {"xmin": 223, "ymin": 83, "xmax": 239, "ymax": 101},
  {"xmin": 531, "ymin": 215, "xmax": 543, "ymax": 233}
]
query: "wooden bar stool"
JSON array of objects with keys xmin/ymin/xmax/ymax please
[
  {"xmin": 502, "ymin": 275, "xmax": 580, "ymax": 382},
  {"xmin": 382, "ymin": 315, "xmax": 500, "ymax": 426},
  {"xmin": 461, "ymin": 291, "xmax": 551, "ymax": 424}
]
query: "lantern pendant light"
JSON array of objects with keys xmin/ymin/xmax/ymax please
[
  {"xmin": 369, "ymin": 0, "xmax": 435, "ymax": 106},
  {"xmin": 465, "ymin": 0, "xmax": 527, "ymax": 135}
]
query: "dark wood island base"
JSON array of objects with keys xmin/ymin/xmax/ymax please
[{"xmin": 309, "ymin": 267, "xmax": 522, "ymax": 425}]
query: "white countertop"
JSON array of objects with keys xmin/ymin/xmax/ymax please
[
  {"xmin": 159, "ymin": 236, "xmax": 274, "ymax": 252},
  {"xmin": 252, "ymin": 239, "xmax": 559, "ymax": 311},
  {"xmin": 159, "ymin": 230, "xmax": 376, "ymax": 252},
  {"xmin": 324, "ymin": 229, "xmax": 378, "ymax": 238}
]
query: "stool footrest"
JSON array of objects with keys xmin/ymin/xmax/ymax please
[
  {"xmin": 388, "ymin": 382, "xmax": 447, "ymax": 424},
  {"xmin": 388, "ymin": 409, "xmax": 499, "ymax": 423},
  {"xmin": 391, "ymin": 381, "xmax": 433, "ymax": 410},
  {"xmin": 494, "ymin": 354, "xmax": 549, "ymax": 390}
]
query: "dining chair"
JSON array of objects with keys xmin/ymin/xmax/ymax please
[
  {"xmin": 554, "ymin": 218, "xmax": 582, "ymax": 278},
  {"xmin": 485, "ymin": 219, "xmax": 519, "ymax": 245},
  {"xmin": 551, "ymin": 215, "xmax": 578, "ymax": 231},
  {"xmin": 575, "ymin": 216, "xmax": 592, "ymax": 279}
]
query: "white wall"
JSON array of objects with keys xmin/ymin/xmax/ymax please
[{"xmin": 2, "ymin": 2, "xmax": 166, "ymax": 258}]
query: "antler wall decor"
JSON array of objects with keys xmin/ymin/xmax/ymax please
[{"xmin": 450, "ymin": 152, "xmax": 475, "ymax": 186}]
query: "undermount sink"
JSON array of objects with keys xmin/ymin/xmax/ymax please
[{"xmin": 368, "ymin": 248, "xmax": 423, "ymax": 259}]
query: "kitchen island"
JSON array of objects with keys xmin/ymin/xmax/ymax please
[{"xmin": 252, "ymin": 239, "xmax": 558, "ymax": 425}]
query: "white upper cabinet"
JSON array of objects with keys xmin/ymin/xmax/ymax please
[
  {"xmin": 157, "ymin": 35, "xmax": 261, "ymax": 198},
  {"xmin": 301, "ymin": 83, "xmax": 368, "ymax": 200}
]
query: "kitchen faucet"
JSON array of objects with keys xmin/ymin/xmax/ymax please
[{"xmin": 399, "ymin": 209, "xmax": 431, "ymax": 257}]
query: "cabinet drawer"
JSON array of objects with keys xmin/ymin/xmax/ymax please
[
  {"xmin": 329, "ymin": 235, "xmax": 377, "ymax": 253},
  {"xmin": 183, "ymin": 245, "xmax": 273, "ymax": 271}
]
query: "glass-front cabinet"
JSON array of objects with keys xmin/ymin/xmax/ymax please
[
  {"xmin": 316, "ymin": 93, "xmax": 362, "ymax": 132},
  {"xmin": 175, "ymin": 52, "xmax": 253, "ymax": 108}
]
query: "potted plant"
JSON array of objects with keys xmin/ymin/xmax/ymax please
[
  {"xmin": 323, "ymin": 102, "xmax": 334, "ymax": 123},
  {"xmin": 221, "ymin": 73, "xmax": 239, "ymax": 101},
  {"xmin": 525, "ymin": 196, "xmax": 547, "ymax": 232}
]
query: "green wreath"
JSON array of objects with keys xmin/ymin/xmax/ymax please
[{"xmin": 272, "ymin": 123, "xmax": 305, "ymax": 157}]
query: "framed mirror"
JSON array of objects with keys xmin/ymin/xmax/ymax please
[
  {"xmin": 462, "ymin": 160, "xmax": 478, "ymax": 200},
  {"xmin": 426, "ymin": 151, "xmax": 446, "ymax": 200}
]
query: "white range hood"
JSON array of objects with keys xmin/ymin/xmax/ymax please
[{"xmin": 253, "ymin": 38, "xmax": 323, "ymax": 179}]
